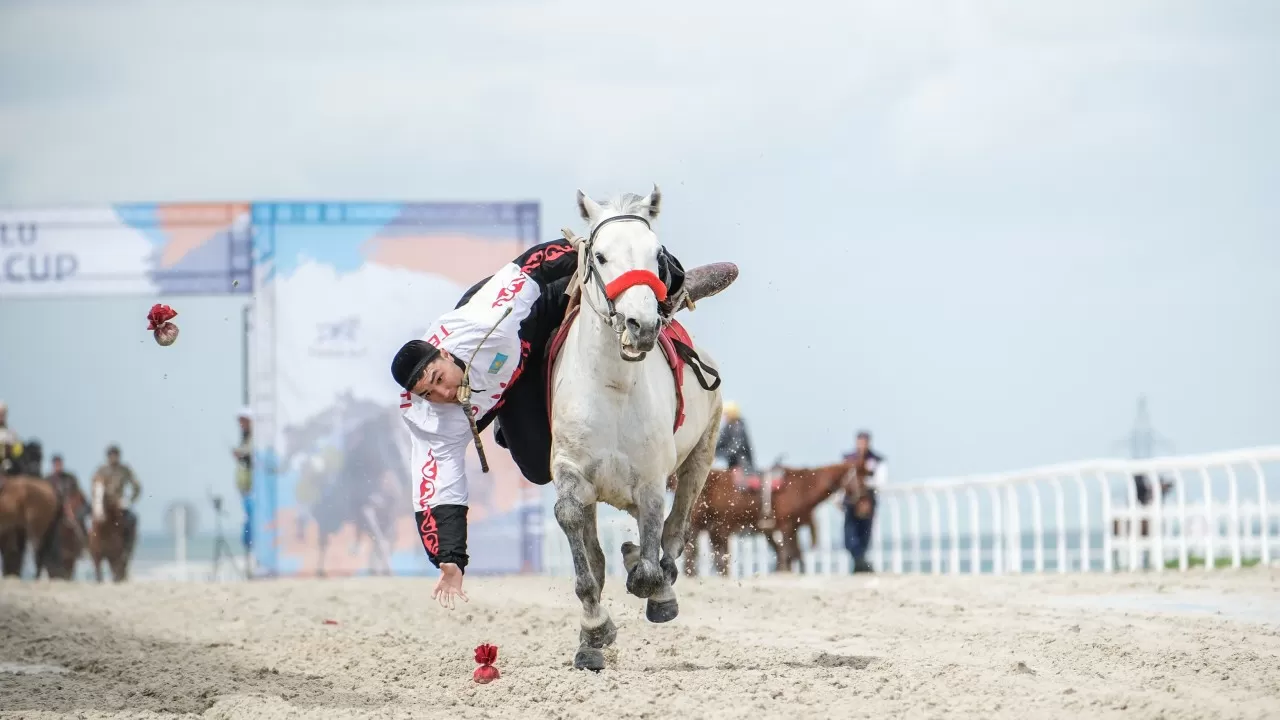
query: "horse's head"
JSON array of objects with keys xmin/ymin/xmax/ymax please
[
  {"xmin": 90, "ymin": 476, "xmax": 121, "ymax": 525},
  {"xmin": 573, "ymin": 185, "xmax": 665, "ymax": 361}
]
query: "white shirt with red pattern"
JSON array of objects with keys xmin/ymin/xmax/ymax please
[{"xmin": 400, "ymin": 261, "xmax": 541, "ymax": 513}]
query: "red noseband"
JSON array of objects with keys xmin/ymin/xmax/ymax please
[{"xmin": 604, "ymin": 269, "xmax": 667, "ymax": 302}]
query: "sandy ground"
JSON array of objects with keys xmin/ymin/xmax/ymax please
[{"xmin": 2, "ymin": 568, "xmax": 1278, "ymax": 720}]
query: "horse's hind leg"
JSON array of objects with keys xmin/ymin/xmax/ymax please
[{"xmin": 553, "ymin": 465, "xmax": 614, "ymax": 672}]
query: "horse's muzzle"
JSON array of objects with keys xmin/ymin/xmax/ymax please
[{"xmin": 621, "ymin": 317, "xmax": 658, "ymax": 354}]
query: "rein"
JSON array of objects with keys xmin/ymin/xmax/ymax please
[{"xmin": 454, "ymin": 305, "xmax": 514, "ymax": 474}]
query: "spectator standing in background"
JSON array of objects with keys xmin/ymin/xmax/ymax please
[
  {"xmin": 232, "ymin": 408, "xmax": 253, "ymax": 553},
  {"xmin": 842, "ymin": 430, "xmax": 887, "ymax": 573}
]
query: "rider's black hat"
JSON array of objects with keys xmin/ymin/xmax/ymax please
[{"xmin": 391, "ymin": 340, "xmax": 441, "ymax": 392}]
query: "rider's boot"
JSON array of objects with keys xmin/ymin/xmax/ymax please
[{"xmin": 660, "ymin": 262, "xmax": 739, "ymax": 318}]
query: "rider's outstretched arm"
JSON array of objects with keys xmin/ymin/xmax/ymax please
[{"xmin": 402, "ymin": 395, "xmax": 474, "ymax": 572}]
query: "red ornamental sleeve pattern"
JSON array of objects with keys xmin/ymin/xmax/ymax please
[{"xmin": 418, "ymin": 507, "xmax": 439, "ymax": 556}]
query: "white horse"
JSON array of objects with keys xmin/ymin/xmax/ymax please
[{"xmin": 549, "ymin": 185, "xmax": 724, "ymax": 671}]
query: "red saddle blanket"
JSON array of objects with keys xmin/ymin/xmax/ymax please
[
  {"xmin": 733, "ymin": 473, "xmax": 784, "ymax": 493},
  {"xmin": 546, "ymin": 305, "xmax": 692, "ymax": 433}
]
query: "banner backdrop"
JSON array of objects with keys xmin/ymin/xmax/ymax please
[
  {"xmin": 0, "ymin": 204, "xmax": 253, "ymax": 297},
  {"xmin": 249, "ymin": 201, "xmax": 543, "ymax": 577}
]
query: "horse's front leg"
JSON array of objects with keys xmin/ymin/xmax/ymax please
[
  {"xmin": 553, "ymin": 464, "xmax": 615, "ymax": 672},
  {"xmin": 621, "ymin": 478, "xmax": 678, "ymax": 623}
]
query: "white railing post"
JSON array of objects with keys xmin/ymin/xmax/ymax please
[
  {"xmin": 1223, "ymin": 461, "xmax": 1244, "ymax": 568},
  {"xmin": 1225, "ymin": 464, "xmax": 1243, "ymax": 569},
  {"xmin": 1072, "ymin": 471, "xmax": 1090, "ymax": 572},
  {"xmin": 1250, "ymin": 459, "xmax": 1270, "ymax": 566},
  {"xmin": 1174, "ymin": 468, "xmax": 1189, "ymax": 571},
  {"xmin": 908, "ymin": 493, "xmax": 922, "ymax": 573},
  {"xmin": 927, "ymin": 491, "xmax": 942, "ymax": 575},
  {"xmin": 966, "ymin": 487, "xmax": 981, "ymax": 574},
  {"xmin": 1029, "ymin": 480, "xmax": 1045, "ymax": 573},
  {"xmin": 946, "ymin": 488, "xmax": 960, "ymax": 575},
  {"xmin": 1201, "ymin": 467, "xmax": 1215, "ymax": 571},
  {"xmin": 1005, "ymin": 484, "xmax": 1021, "ymax": 574},
  {"xmin": 1050, "ymin": 476, "xmax": 1067, "ymax": 573},
  {"xmin": 989, "ymin": 485, "xmax": 1003, "ymax": 575},
  {"xmin": 1150, "ymin": 466, "xmax": 1165, "ymax": 573},
  {"xmin": 890, "ymin": 496, "xmax": 904, "ymax": 574},
  {"xmin": 1099, "ymin": 470, "xmax": 1113, "ymax": 572}
]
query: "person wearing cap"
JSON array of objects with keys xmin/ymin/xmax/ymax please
[
  {"xmin": 842, "ymin": 430, "xmax": 887, "ymax": 573},
  {"xmin": 232, "ymin": 408, "xmax": 254, "ymax": 552},
  {"xmin": 91, "ymin": 444, "xmax": 142, "ymax": 540},
  {"xmin": 391, "ymin": 228, "xmax": 737, "ymax": 608},
  {"xmin": 0, "ymin": 401, "xmax": 24, "ymax": 477}
]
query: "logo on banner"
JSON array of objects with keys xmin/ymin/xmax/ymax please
[
  {"xmin": 0, "ymin": 223, "xmax": 81, "ymax": 287},
  {"xmin": 309, "ymin": 315, "xmax": 365, "ymax": 358}
]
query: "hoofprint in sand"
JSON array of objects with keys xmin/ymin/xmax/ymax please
[{"xmin": 2, "ymin": 570, "xmax": 1277, "ymax": 719}]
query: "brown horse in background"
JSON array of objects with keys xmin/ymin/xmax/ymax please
[
  {"xmin": 0, "ymin": 475, "xmax": 64, "ymax": 578},
  {"xmin": 681, "ymin": 460, "xmax": 855, "ymax": 576},
  {"xmin": 88, "ymin": 475, "xmax": 137, "ymax": 583}
]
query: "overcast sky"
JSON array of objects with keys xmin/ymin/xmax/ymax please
[{"xmin": 2, "ymin": 0, "xmax": 1277, "ymax": 495}]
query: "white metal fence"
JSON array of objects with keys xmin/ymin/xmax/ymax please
[{"xmin": 539, "ymin": 446, "xmax": 1280, "ymax": 578}]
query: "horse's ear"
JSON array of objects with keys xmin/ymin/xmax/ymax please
[
  {"xmin": 577, "ymin": 189, "xmax": 602, "ymax": 223},
  {"xmin": 640, "ymin": 183, "xmax": 661, "ymax": 219}
]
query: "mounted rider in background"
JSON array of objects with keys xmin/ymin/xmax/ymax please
[
  {"xmin": 0, "ymin": 401, "xmax": 24, "ymax": 478},
  {"xmin": 92, "ymin": 444, "xmax": 142, "ymax": 541}
]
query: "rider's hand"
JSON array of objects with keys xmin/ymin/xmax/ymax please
[{"xmin": 431, "ymin": 563, "xmax": 468, "ymax": 609}]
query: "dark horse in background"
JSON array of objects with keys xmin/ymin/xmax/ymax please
[
  {"xmin": 0, "ymin": 441, "xmax": 80, "ymax": 579},
  {"xmin": 287, "ymin": 394, "xmax": 403, "ymax": 576},
  {"xmin": 679, "ymin": 459, "xmax": 857, "ymax": 576}
]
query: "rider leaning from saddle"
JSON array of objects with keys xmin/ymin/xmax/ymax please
[
  {"xmin": 390, "ymin": 194, "xmax": 736, "ymax": 609},
  {"xmin": 93, "ymin": 444, "xmax": 142, "ymax": 536}
]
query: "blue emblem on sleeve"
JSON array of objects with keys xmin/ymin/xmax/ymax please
[{"xmin": 488, "ymin": 353, "xmax": 508, "ymax": 374}]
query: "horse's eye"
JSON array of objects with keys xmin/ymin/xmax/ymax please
[{"xmin": 594, "ymin": 252, "xmax": 606, "ymax": 265}]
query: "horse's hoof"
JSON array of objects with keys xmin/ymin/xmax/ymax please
[
  {"xmin": 579, "ymin": 617, "xmax": 617, "ymax": 648},
  {"xmin": 646, "ymin": 597, "xmax": 679, "ymax": 624},
  {"xmin": 626, "ymin": 559, "xmax": 664, "ymax": 599},
  {"xmin": 573, "ymin": 646, "xmax": 606, "ymax": 672}
]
